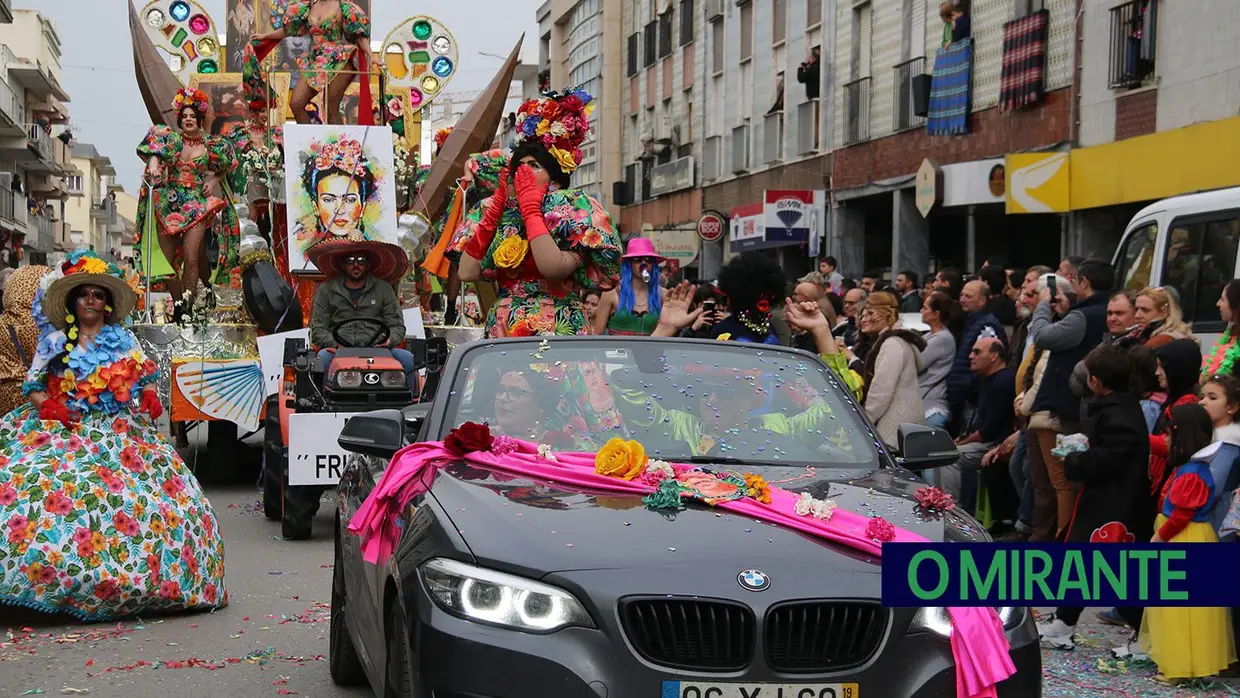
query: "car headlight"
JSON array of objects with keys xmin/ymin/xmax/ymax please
[
  {"xmin": 334, "ymin": 370, "xmax": 362, "ymax": 389},
  {"xmin": 420, "ymin": 558, "xmax": 594, "ymax": 633},
  {"xmin": 910, "ymin": 606, "xmax": 1026, "ymax": 637},
  {"xmin": 379, "ymin": 370, "xmax": 406, "ymax": 388}
]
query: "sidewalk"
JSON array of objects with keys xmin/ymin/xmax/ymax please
[{"xmin": 1037, "ymin": 607, "xmax": 1240, "ymax": 696}]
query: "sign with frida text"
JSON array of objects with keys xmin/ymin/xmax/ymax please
[{"xmin": 288, "ymin": 412, "xmax": 353, "ymax": 486}]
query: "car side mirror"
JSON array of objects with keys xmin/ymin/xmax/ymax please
[
  {"xmin": 896, "ymin": 424, "xmax": 959, "ymax": 470},
  {"xmin": 338, "ymin": 410, "xmax": 405, "ymax": 460}
]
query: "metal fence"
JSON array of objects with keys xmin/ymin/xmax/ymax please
[
  {"xmin": 893, "ymin": 57, "xmax": 927, "ymax": 132},
  {"xmin": 843, "ymin": 76, "xmax": 871, "ymax": 145},
  {"xmin": 26, "ymin": 125, "xmax": 53, "ymax": 163},
  {"xmin": 1108, "ymin": 0, "xmax": 1156, "ymax": 89}
]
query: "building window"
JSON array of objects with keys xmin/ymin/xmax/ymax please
[
  {"xmin": 658, "ymin": 9, "xmax": 673, "ymax": 58},
  {"xmin": 679, "ymin": 0, "xmax": 694, "ymax": 45},
  {"xmin": 850, "ymin": 1, "xmax": 872, "ymax": 81},
  {"xmin": 807, "ymin": 0, "xmax": 822, "ymax": 28},
  {"xmin": 711, "ymin": 18, "xmax": 724, "ymax": 74},
  {"xmin": 625, "ymin": 162, "xmax": 640, "ymax": 204},
  {"xmin": 627, "ymin": 33, "xmax": 640, "ymax": 76},
  {"xmin": 67, "ymin": 175, "xmax": 82, "ymax": 192},
  {"xmin": 773, "ymin": 0, "xmax": 786, "ymax": 45},
  {"xmin": 644, "ymin": 21, "xmax": 657, "ymax": 67},
  {"xmin": 843, "ymin": 77, "xmax": 871, "ymax": 144},
  {"xmin": 739, "ymin": 1, "xmax": 753, "ymax": 60},
  {"xmin": 1013, "ymin": 0, "xmax": 1046, "ymax": 16},
  {"xmin": 1108, "ymin": 0, "xmax": 1157, "ymax": 89}
]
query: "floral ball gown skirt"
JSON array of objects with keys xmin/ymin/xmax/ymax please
[{"xmin": 0, "ymin": 405, "xmax": 227, "ymax": 620}]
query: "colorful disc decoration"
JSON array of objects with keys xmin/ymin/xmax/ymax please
[
  {"xmin": 138, "ymin": 0, "xmax": 220, "ymax": 85},
  {"xmin": 379, "ymin": 15, "xmax": 458, "ymax": 103}
]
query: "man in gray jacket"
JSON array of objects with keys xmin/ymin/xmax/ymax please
[{"xmin": 309, "ymin": 242, "xmax": 414, "ymax": 387}]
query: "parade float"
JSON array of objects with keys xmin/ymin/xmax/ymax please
[{"xmin": 126, "ymin": 0, "xmax": 518, "ymax": 482}]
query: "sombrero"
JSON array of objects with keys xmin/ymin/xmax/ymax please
[
  {"xmin": 43, "ymin": 250, "xmax": 137, "ymax": 331},
  {"xmin": 308, "ymin": 239, "xmax": 410, "ymax": 285}
]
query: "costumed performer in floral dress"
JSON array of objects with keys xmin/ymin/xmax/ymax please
[
  {"xmin": 423, "ymin": 148, "xmax": 508, "ymax": 325},
  {"xmin": 136, "ymin": 88, "xmax": 242, "ymax": 311},
  {"xmin": 451, "ymin": 87, "xmax": 621, "ymax": 337},
  {"xmin": 252, "ymin": 0, "xmax": 378, "ymax": 125},
  {"xmin": 0, "ymin": 251, "xmax": 227, "ymax": 620}
]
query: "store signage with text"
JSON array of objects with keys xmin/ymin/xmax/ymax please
[
  {"xmin": 696, "ymin": 211, "xmax": 726, "ymax": 242},
  {"xmin": 648, "ymin": 227, "xmax": 700, "ymax": 268}
]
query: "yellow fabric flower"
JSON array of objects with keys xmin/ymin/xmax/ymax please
[
  {"xmin": 744, "ymin": 472, "xmax": 771, "ymax": 504},
  {"xmin": 535, "ymin": 120, "xmax": 551, "ymax": 135},
  {"xmin": 595, "ymin": 437, "xmax": 647, "ymax": 480},
  {"xmin": 493, "ymin": 235, "xmax": 529, "ymax": 269},
  {"xmin": 80, "ymin": 257, "xmax": 109, "ymax": 274},
  {"xmin": 549, "ymin": 147, "xmax": 577, "ymax": 173}
]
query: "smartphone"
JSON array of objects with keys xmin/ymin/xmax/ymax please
[{"xmin": 702, "ymin": 300, "xmax": 716, "ymax": 324}]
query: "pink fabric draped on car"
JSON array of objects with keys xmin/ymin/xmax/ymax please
[{"xmin": 347, "ymin": 437, "xmax": 1016, "ymax": 698}]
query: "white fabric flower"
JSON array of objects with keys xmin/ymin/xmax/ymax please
[
  {"xmin": 811, "ymin": 499, "xmax": 837, "ymax": 521},
  {"xmin": 537, "ymin": 444, "xmax": 557, "ymax": 461},
  {"xmin": 647, "ymin": 460, "xmax": 675, "ymax": 479},
  {"xmin": 793, "ymin": 492, "xmax": 815, "ymax": 517},
  {"xmin": 793, "ymin": 492, "xmax": 836, "ymax": 521}
]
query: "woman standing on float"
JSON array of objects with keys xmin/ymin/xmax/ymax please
[
  {"xmin": 450, "ymin": 88, "xmax": 621, "ymax": 337},
  {"xmin": 136, "ymin": 88, "xmax": 241, "ymax": 309},
  {"xmin": 252, "ymin": 0, "xmax": 379, "ymax": 125}
]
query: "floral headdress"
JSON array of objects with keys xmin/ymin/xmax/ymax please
[
  {"xmin": 512, "ymin": 86, "xmax": 596, "ymax": 173},
  {"xmin": 172, "ymin": 87, "xmax": 210, "ymax": 116},
  {"xmin": 308, "ymin": 137, "xmax": 368, "ymax": 178},
  {"xmin": 434, "ymin": 126, "xmax": 453, "ymax": 150}
]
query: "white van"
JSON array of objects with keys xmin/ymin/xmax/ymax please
[{"xmin": 1111, "ymin": 187, "xmax": 1240, "ymax": 348}]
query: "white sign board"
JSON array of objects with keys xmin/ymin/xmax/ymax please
[
  {"xmin": 403, "ymin": 307, "xmax": 426, "ymax": 339},
  {"xmin": 288, "ymin": 412, "xmax": 353, "ymax": 486},
  {"xmin": 257, "ymin": 328, "xmax": 310, "ymax": 397}
]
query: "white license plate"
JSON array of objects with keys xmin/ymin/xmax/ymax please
[{"xmin": 660, "ymin": 682, "xmax": 858, "ymax": 698}]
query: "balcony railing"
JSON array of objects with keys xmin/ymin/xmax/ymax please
[
  {"xmin": 31, "ymin": 212, "xmax": 51, "ymax": 242},
  {"xmin": 0, "ymin": 76, "xmax": 24, "ymax": 130},
  {"xmin": 91, "ymin": 197, "xmax": 116, "ymax": 221},
  {"xmin": 843, "ymin": 76, "xmax": 872, "ymax": 145},
  {"xmin": 1108, "ymin": 0, "xmax": 1156, "ymax": 89},
  {"xmin": 27, "ymin": 125, "xmax": 53, "ymax": 163},
  {"xmin": 893, "ymin": 57, "xmax": 927, "ymax": 132}
]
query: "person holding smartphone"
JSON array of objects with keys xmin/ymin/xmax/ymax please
[{"xmin": 680, "ymin": 285, "xmax": 728, "ymax": 339}]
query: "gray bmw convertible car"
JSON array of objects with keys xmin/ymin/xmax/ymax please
[{"xmin": 328, "ymin": 337, "xmax": 1041, "ymax": 697}]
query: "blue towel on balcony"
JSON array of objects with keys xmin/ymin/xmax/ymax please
[{"xmin": 927, "ymin": 38, "xmax": 973, "ymax": 136}]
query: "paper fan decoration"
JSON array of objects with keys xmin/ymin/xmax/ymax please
[{"xmin": 174, "ymin": 359, "xmax": 265, "ymax": 432}]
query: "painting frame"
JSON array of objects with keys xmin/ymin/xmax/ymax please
[
  {"xmin": 282, "ymin": 123, "xmax": 400, "ymax": 275},
  {"xmin": 189, "ymin": 72, "xmax": 291, "ymax": 137}
]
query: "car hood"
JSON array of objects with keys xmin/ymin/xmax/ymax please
[{"xmin": 427, "ymin": 461, "xmax": 956, "ymax": 577}]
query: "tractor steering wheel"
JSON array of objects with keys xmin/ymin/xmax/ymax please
[{"xmin": 331, "ymin": 317, "xmax": 392, "ymax": 349}]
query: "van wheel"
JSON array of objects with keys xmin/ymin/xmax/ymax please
[{"xmin": 261, "ymin": 395, "xmax": 282, "ymax": 522}]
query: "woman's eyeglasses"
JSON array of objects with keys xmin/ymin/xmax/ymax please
[{"xmin": 496, "ymin": 386, "xmax": 533, "ymax": 401}]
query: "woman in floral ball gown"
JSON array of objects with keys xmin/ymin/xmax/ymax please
[
  {"xmin": 0, "ymin": 251, "xmax": 227, "ymax": 620},
  {"xmin": 136, "ymin": 88, "xmax": 241, "ymax": 309},
  {"xmin": 253, "ymin": 0, "xmax": 379, "ymax": 125},
  {"xmin": 451, "ymin": 87, "xmax": 621, "ymax": 337}
]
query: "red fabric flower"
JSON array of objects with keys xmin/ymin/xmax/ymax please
[
  {"xmin": 866, "ymin": 516, "xmax": 896, "ymax": 543},
  {"xmin": 444, "ymin": 421, "xmax": 494, "ymax": 456},
  {"xmin": 914, "ymin": 486, "xmax": 956, "ymax": 512}
]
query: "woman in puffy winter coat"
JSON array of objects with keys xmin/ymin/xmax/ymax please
[{"xmin": 857, "ymin": 291, "xmax": 926, "ymax": 448}]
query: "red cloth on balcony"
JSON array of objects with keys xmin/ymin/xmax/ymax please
[{"xmin": 999, "ymin": 9, "xmax": 1050, "ymax": 112}]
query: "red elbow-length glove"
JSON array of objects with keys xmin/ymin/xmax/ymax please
[
  {"xmin": 141, "ymin": 389, "xmax": 163, "ymax": 421},
  {"xmin": 39, "ymin": 400, "xmax": 76, "ymax": 428},
  {"xmin": 462, "ymin": 168, "xmax": 509, "ymax": 261},
  {"xmin": 514, "ymin": 165, "xmax": 550, "ymax": 240}
]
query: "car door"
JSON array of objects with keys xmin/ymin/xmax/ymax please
[{"xmin": 337, "ymin": 451, "xmax": 387, "ymax": 662}]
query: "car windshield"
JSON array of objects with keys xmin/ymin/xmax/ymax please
[{"xmin": 440, "ymin": 339, "xmax": 881, "ymax": 469}]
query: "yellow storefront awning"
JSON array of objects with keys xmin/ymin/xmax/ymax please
[{"xmin": 1070, "ymin": 115, "xmax": 1240, "ymax": 211}]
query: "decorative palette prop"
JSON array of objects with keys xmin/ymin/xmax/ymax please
[
  {"xmin": 172, "ymin": 358, "xmax": 266, "ymax": 432},
  {"xmin": 139, "ymin": 0, "xmax": 222, "ymax": 83},
  {"xmin": 379, "ymin": 16, "xmax": 458, "ymax": 111}
]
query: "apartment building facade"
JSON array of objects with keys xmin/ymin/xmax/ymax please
[
  {"xmin": 827, "ymin": 0, "xmax": 1077, "ymax": 281},
  {"xmin": 533, "ymin": 0, "xmax": 624, "ymax": 220},
  {"xmin": 0, "ymin": 9, "xmax": 76, "ymax": 266},
  {"xmin": 65, "ymin": 143, "xmax": 120, "ymax": 261},
  {"xmin": 619, "ymin": 0, "xmax": 834, "ymax": 281},
  {"xmin": 1054, "ymin": 0, "xmax": 1240, "ymax": 330}
]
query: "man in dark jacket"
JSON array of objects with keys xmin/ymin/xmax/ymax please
[
  {"xmin": 896, "ymin": 270, "xmax": 923, "ymax": 313},
  {"xmin": 1037, "ymin": 344, "xmax": 1149, "ymax": 650},
  {"xmin": 796, "ymin": 47, "xmax": 821, "ymax": 100},
  {"xmin": 946, "ymin": 280, "xmax": 1004, "ymax": 423},
  {"xmin": 309, "ymin": 248, "xmax": 413, "ymax": 384}
]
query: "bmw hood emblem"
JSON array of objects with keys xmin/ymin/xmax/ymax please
[{"xmin": 738, "ymin": 569, "xmax": 770, "ymax": 592}]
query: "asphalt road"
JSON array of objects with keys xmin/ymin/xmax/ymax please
[
  {"xmin": 0, "ymin": 483, "xmax": 372, "ymax": 698},
  {"xmin": 0, "ymin": 475, "xmax": 1228, "ymax": 698}
]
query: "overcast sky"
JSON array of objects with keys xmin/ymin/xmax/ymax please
[{"xmin": 19, "ymin": 0, "xmax": 540, "ymax": 191}]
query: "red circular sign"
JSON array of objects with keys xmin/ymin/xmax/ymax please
[{"xmin": 697, "ymin": 212, "xmax": 725, "ymax": 243}]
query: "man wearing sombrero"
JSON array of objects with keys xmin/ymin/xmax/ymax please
[
  {"xmin": 592, "ymin": 237, "xmax": 665, "ymax": 336},
  {"xmin": 308, "ymin": 238, "xmax": 414, "ymax": 385}
]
